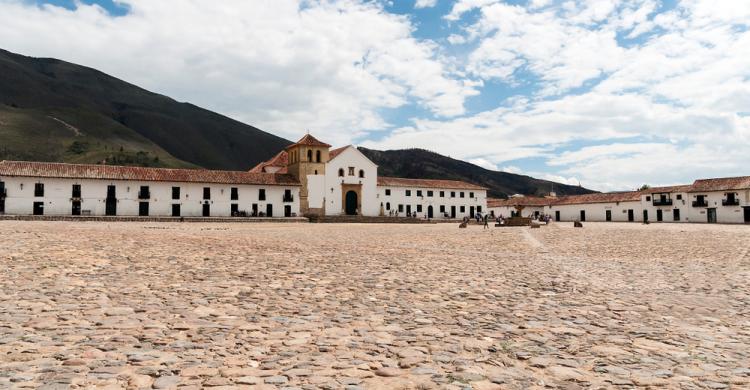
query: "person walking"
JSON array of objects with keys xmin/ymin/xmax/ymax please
[{"xmin": 483, "ymin": 213, "xmax": 489, "ymax": 229}]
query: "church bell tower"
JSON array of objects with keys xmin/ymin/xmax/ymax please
[{"xmin": 286, "ymin": 134, "xmax": 330, "ymax": 215}]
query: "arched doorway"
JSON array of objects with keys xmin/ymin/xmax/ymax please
[
  {"xmin": 345, "ymin": 190, "xmax": 358, "ymax": 215},
  {"xmin": 427, "ymin": 205, "xmax": 434, "ymax": 219}
]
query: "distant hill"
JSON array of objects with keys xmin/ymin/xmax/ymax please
[
  {"xmin": 0, "ymin": 49, "xmax": 290, "ymax": 169},
  {"xmin": 0, "ymin": 48, "xmax": 595, "ymax": 196},
  {"xmin": 359, "ymin": 147, "xmax": 595, "ymax": 198}
]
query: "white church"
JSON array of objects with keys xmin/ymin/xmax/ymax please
[{"xmin": 0, "ymin": 134, "xmax": 488, "ymax": 219}]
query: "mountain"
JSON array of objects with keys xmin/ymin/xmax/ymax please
[
  {"xmin": 0, "ymin": 49, "xmax": 290, "ymax": 169},
  {"xmin": 359, "ymin": 147, "xmax": 594, "ymax": 198},
  {"xmin": 0, "ymin": 48, "xmax": 595, "ymax": 196}
]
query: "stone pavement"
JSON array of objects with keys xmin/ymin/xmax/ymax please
[{"xmin": 0, "ymin": 221, "xmax": 749, "ymax": 389}]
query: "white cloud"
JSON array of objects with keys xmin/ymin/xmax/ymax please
[
  {"xmin": 364, "ymin": 0, "xmax": 750, "ymax": 191},
  {"xmin": 1, "ymin": 0, "xmax": 749, "ymax": 191},
  {"xmin": 414, "ymin": 0, "xmax": 438, "ymax": 9},
  {"xmin": 0, "ymin": 0, "xmax": 477, "ymax": 146}
]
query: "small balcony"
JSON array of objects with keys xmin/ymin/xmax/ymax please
[
  {"xmin": 138, "ymin": 191, "xmax": 151, "ymax": 200},
  {"xmin": 652, "ymin": 199, "xmax": 673, "ymax": 206},
  {"xmin": 283, "ymin": 194, "xmax": 294, "ymax": 202},
  {"xmin": 692, "ymin": 200, "xmax": 708, "ymax": 207},
  {"xmin": 722, "ymin": 198, "xmax": 739, "ymax": 206}
]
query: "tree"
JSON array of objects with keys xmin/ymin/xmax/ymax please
[{"xmin": 639, "ymin": 184, "xmax": 651, "ymax": 191}]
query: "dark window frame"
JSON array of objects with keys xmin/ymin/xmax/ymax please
[
  {"xmin": 34, "ymin": 183, "xmax": 44, "ymax": 197},
  {"xmin": 230, "ymin": 187, "xmax": 239, "ymax": 201},
  {"xmin": 259, "ymin": 188, "xmax": 266, "ymax": 201}
]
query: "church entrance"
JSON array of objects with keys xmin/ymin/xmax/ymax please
[
  {"xmin": 345, "ymin": 190, "xmax": 358, "ymax": 215},
  {"xmin": 427, "ymin": 205, "xmax": 433, "ymax": 219}
]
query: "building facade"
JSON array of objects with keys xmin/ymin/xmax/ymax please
[
  {"xmin": 0, "ymin": 134, "xmax": 488, "ymax": 219},
  {"xmin": 487, "ymin": 176, "xmax": 750, "ymax": 225}
]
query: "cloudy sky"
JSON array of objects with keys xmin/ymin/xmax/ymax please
[{"xmin": 1, "ymin": 0, "xmax": 749, "ymax": 191}]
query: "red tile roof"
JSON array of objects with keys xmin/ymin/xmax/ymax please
[
  {"xmin": 689, "ymin": 176, "xmax": 750, "ymax": 193},
  {"xmin": 285, "ymin": 134, "xmax": 331, "ymax": 149},
  {"xmin": 328, "ymin": 146, "xmax": 349, "ymax": 160},
  {"xmin": 0, "ymin": 161, "xmax": 300, "ymax": 186},
  {"xmin": 248, "ymin": 150, "xmax": 288, "ymax": 174},
  {"xmin": 487, "ymin": 197, "xmax": 553, "ymax": 208},
  {"xmin": 377, "ymin": 176, "xmax": 486, "ymax": 190},
  {"xmin": 552, "ymin": 191, "xmax": 642, "ymax": 205},
  {"xmin": 647, "ymin": 184, "xmax": 693, "ymax": 194}
]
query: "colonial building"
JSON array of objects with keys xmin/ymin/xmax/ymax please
[
  {"xmin": 0, "ymin": 134, "xmax": 488, "ymax": 219},
  {"xmin": 250, "ymin": 135, "xmax": 487, "ymax": 218},
  {"xmin": 487, "ymin": 176, "xmax": 750, "ymax": 224}
]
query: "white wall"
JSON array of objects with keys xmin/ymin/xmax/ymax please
[
  {"xmin": 323, "ymin": 147, "xmax": 379, "ymax": 216},
  {"xmin": 640, "ymin": 192, "xmax": 690, "ymax": 223},
  {"xmin": 0, "ymin": 176, "xmax": 300, "ymax": 217},
  {"xmin": 377, "ymin": 186, "xmax": 487, "ymax": 219},
  {"xmin": 306, "ymin": 174, "xmax": 326, "ymax": 210},
  {"xmin": 548, "ymin": 201, "xmax": 643, "ymax": 222},
  {"xmin": 687, "ymin": 190, "xmax": 749, "ymax": 224},
  {"xmin": 487, "ymin": 205, "xmax": 545, "ymax": 219}
]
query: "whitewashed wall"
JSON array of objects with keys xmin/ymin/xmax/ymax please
[
  {"xmin": 323, "ymin": 147, "xmax": 379, "ymax": 216},
  {"xmin": 306, "ymin": 174, "xmax": 326, "ymax": 210},
  {"xmin": 377, "ymin": 186, "xmax": 487, "ymax": 219},
  {"xmin": 0, "ymin": 176, "xmax": 299, "ymax": 217},
  {"xmin": 639, "ymin": 192, "xmax": 691, "ymax": 223},
  {"xmin": 487, "ymin": 205, "xmax": 545, "ymax": 219},
  {"xmin": 548, "ymin": 201, "xmax": 643, "ymax": 222},
  {"xmin": 687, "ymin": 190, "xmax": 749, "ymax": 224}
]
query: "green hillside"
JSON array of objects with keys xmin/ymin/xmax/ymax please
[{"xmin": 0, "ymin": 49, "xmax": 291, "ymax": 169}]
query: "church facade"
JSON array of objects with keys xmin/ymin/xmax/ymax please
[
  {"xmin": 250, "ymin": 134, "xmax": 488, "ymax": 218},
  {"xmin": 0, "ymin": 134, "xmax": 488, "ymax": 219}
]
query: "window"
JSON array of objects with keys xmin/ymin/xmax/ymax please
[
  {"xmin": 316, "ymin": 150, "xmax": 321, "ymax": 163},
  {"xmin": 359, "ymin": 169, "xmax": 365, "ymax": 178},
  {"xmin": 348, "ymin": 167, "xmax": 355, "ymax": 176},
  {"xmin": 440, "ymin": 191, "xmax": 445, "ymax": 197},
  {"xmin": 259, "ymin": 189, "xmax": 266, "ymax": 201},
  {"xmin": 231, "ymin": 187, "xmax": 239, "ymax": 200},
  {"xmin": 72, "ymin": 184, "xmax": 81, "ymax": 198},
  {"xmin": 34, "ymin": 183, "xmax": 44, "ymax": 197},
  {"xmin": 203, "ymin": 187, "xmax": 211, "ymax": 200},
  {"xmin": 385, "ymin": 189, "xmax": 391, "ymax": 196},
  {"xmin": 386, "ymin": 202, "xmax": 391, "ymax": 210},
  {"xmin": 450, "ymin": 191, "xmax": 455, "ymax": 198},
  {"xmin": 338, "ymin": 168, "xmax": 344, "ymax": 177},
  {"xmin": 417, "ymin": 205, "xmax": 422, "ymax": 212},
  {"xmin": 676, "ymin": 194, "xmax": 682, "ymax": 200},
  {"xmin": 460, "ymin": 206, "xmax": 465, "ymax": 213},
  {"xmin": 427, "ymin": 191, "xmax": 433, "ymax": 197},
  {"xmin": 139, "ymin": 185, "xmax": 150, "ymax": 199},
  {"xmin": 172, "ymin": 187, "xmax": 180, "ymax": 200},
  {"xmin": 283, "ymin": 189, "xmax": 293, "ymax": 202},
  {"xmin": 469, "ymin": 192, "xmax": 474, "ymax": 198},
  {"xmin": 406, "ymin": 190, "xmax": 411, "ymax": 196},
  {"xmin": 398, "ymin": 204, "xmax": 404, "ymax": 212},
  {"xmin": 646, "ymin": 196, "xmax": 651, "ymax": 201},
  {"xmin": 417, "ymin": 190, "xmax": 423, "ymax": 197},
  {"xmin": 477, "ymin": 206, "xmax": 482, "ymax": 213},
  {"xmin": 440, "ymin": 205, "xmax": 445, "ymax": 212},
  {"xmin": 307, "ymin": 149, "xmax": 313, "ymax": 161},
  {"xmin": 460, "ymin": 192, "xmax": 465, "ymax": 198}
]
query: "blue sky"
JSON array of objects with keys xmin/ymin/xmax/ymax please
[{"xmin": 2, "ymin": 0, "xmax": 750, "ymax": 191}]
